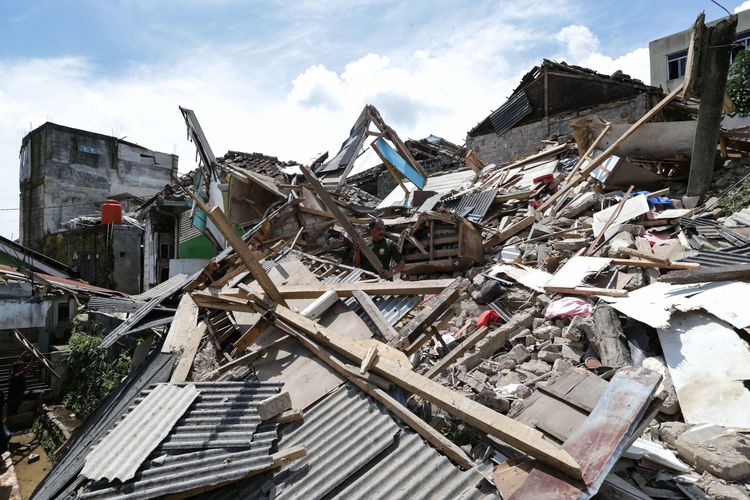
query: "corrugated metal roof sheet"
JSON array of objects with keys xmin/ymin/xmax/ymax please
[
  {"xmin": 442, "ymin": 187, "xmax": 499, "ymax": 223},
  {"xmin": 206, "ymin": 383, "xmax": 401, "ymax": 500},
  {"xmin": 152, "ymin": 381, "xmax": 284, "ymax": 450},
  {"xmin": 684, "ymin": 244, "xmax": 750, "ymax": 267},
  {"xmin": 133, "ymin": 273, "xmax": 189, "ymax": 301},
  {"xmin": 377, "ymin": 170, "xmax": 476, "ymax": 210},
  {"xmin": 321, "ymin": 266, "xmax": 418, "ymax": 329},
  {"xmin": 82, "ymin": 384, "xmax": 199, "ymax": 482},
  {"xmin": 87, "ymin": 297, "xmax": 145, "ymax": 314},
  {"xmin": 488, "ymin": 91, "xmax": 532, "ymax": 135},
  {"xmin": 80, "ymin": 423, "xmax": 278, "ymax": 499},
  {"xmin": 32, "ymin": 352, "xmax": 176, "ymax": 500},
  {"xmin": 333, "ymin": 432, "xmax": 495, "ymax": 500}
]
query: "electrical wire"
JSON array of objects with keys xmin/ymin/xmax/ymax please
[{"xmin": 710, "ymin": 0, "xmax": 732, "ymax": 16}]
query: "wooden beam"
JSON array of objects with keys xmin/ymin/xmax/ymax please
[
  {"xmin": 273, "ymin": 320, "xmax": 475, "ymax": 470},
  {"xmin": 424, "ymin": 326, "xmax": 490, "ymax": 379},
  {"xmin": 617, "ymin": 248, "xmax": 671, "ymax": 266},
  {"xmin": 186, "ymin": 188, "xmax": 287, "ymax": 306},
  {"xmin": 301, "ymin": 166, "xmax": 383, "ymax": 275},
  {"xmin": 352, "ymin": 290, "xmax": 399, "ymax": 341},
  {"xmin": 609, "ymin": 258, "xmax": 699, "ymax": 270},
  {"xmin": 389, "ymin": 278, "xmax": 464, "ymax": 349},
  {"xmin": 268, "ymin": 303, "xmax": 581, "ymax": 478},
  {"xmin": 484, "ymin": 216, "xmax": 535, "ymax": 250},
  {"xmin": 239, "ymin": 278, "xmax": 455, "ymax": 299},
  {"xmin": 170, "ymin": 322, "xmax": 207, "ymax": 383}
]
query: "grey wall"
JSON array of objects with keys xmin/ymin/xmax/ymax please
[
  {"xmin": 649, "ymin": 10, "xmax": 750, "ymax": 91},
  {"xmin": 112, "ymin": 225, "xmax": 144, "ymax": 294},
  {"xmin": 466, "ymin": 94, "xmax": 653, "ymax": 166},
  {"xmin": 19, "ymin": 123, "xmax": 177, "ymax": 249}
]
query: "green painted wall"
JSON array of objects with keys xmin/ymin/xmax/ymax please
[{"xmin": 179, "ymin": 235, "xmax": 216, "ymax": 259}]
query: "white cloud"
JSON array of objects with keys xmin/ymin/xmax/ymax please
[
  {"xmin": 735, "ymin": 0, "xmax": 750, "ymax": 13},
  {"xmin": 554, "ymin": 24, "xmax": 651, "ymax": 83},
  {"xmin": 4, "ymin": 1, "xmax": 653, "ymax": 241}
]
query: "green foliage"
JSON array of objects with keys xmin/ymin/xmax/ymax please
[
  {"xmin": 719, "ymin": 174, "xmax": 750, "ymax": 215},
  {"xmin": 62, "ymin": 327, "xmax": 131, "ymax": 420},
  {"xmin": 727, "ymin": 50, "xmax": 750, "ymax": 117},
  {"xmin": 31, "ymin": 417, "xmax": 58, "ymax": 463}
]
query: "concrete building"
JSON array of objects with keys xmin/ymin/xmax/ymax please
[
  {"xmin": 649, "ymin": 10, "xmax": 750, "ymax": 93},
  {"xmin": 466, "ymin": 60, "xmax": 690, "ymax": 166},
  {"xmin": 19, "ymin": 122, "xmax": 178, "ymax": 250}
]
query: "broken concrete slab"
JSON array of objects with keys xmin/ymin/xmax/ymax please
[{"xmin": 659, "ymin": 422, "xmax": 750, "ymax": 481}]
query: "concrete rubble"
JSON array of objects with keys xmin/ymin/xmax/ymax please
[{"xmin": 0, "ymin": 13, "xmax": 748, "ymax": 500}]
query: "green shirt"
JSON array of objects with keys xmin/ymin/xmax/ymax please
[{"xmin": 360, "ymin": 238, "xmax": 403, "ymax": 273}]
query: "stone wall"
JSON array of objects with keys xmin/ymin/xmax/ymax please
[{"xmin": 466, "ymin": 94, "xmax": 653, "ymax": 166}]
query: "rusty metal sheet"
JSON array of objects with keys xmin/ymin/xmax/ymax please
[{"xmin": 510, "ymin": 366, "xmax": 661, "ymax": 500}]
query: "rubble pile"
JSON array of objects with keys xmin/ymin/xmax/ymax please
[{"xmin": 14, "ymin": 34, "xmax": 750, "ymax": 500}]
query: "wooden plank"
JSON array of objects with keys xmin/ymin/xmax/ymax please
[
  {"xmin": 423, "ymin": 326, "xmax": 490, "ymax": 379},
  {"xmin": 170, "ymin": 322, "xmax": 207, "ymax": 383},
  {"xmin": 352, "ymin": 290, "xmax": 399, "ymax": 341},
  {"xmin": 187, "ymin": 188, "xmax": 287, "ymax": 306},
  {"xmin": 161, "ymin": 294, "xmax": 199, "ymax": 354},
  {"xmin": 659, "ymin": 263, "xmax": 750, "ymax": 284},
  {"xmin": 483, "ymin": 215, "xmax": 535, "ymax": 250},
  {"xmin": 510, "ymin": 367, "xmax": 661, "ymax": 499},
  {"xmin": 389, "ymin": 278, "xmax": 464, "ymax": 349},
  {"xmin": 240, "ymin": 278, "xmax": 455, "ymax": 299},
  {"xmin": 617, "ymin": 248, "xmax": 671, "ymax": 266},
  {"xmin": 273, "ymin": 320, "xmax": 475, "ymax": 469},
  {"xmin": 269, "ymin": 303, "xmax": 581, "ymax": 478},
  {"xmin": 360, "ymin": 346, "xmax": 378, "ymax": 374},
  {"xmin": 301, "ymin": 166, "xmax": 383, "ymax": 275}
]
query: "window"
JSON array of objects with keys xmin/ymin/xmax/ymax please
[
  {"xmin": 58, "ymin": 302, "xmax": 70, "ymax": 321},
  {"xmin": 667, "ymin": 50, "xmax": 688, "ymax": 80}
]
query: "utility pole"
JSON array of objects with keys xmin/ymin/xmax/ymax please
[{"xmin": 686, "ymin": 13, "xmax": 738, "ymax": 200}]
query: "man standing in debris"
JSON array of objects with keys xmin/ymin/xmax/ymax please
[{"xmin": 353, "ymin": 219, "xmax": 405, "ymax": 279}]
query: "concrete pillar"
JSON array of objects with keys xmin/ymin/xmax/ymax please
[{"xmin": 687, "ymin": 15, "xmax": 737, "ymax": 198}]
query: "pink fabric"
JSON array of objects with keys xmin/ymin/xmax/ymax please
[
  {"xmin": 643, "ymin": 230, "xmax": 671, "ymax": 245},
  {"xmin": 544, "ymin": 297, "xmax": 593, "ymax": 319}
]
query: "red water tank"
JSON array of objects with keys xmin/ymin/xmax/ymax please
[{"xmin": 101, "ymin": 199, "xmax": 122, "ymax": 225}]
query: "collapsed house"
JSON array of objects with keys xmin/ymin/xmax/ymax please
[{"xmin": 13, "ymin": 15, "xmax": 750, "ymax": 499}]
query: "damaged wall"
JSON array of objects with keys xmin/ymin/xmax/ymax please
[
  {"xmin": 42, "ymin": 224, "xmax": 143, "ymax": 294},
  {"xmin": 19, "ymin": 122, "xmax": 177, "ymax": 250},
  {"xmin": 467, "ymin": 93, "xmax": 654, "ymax": 166}
]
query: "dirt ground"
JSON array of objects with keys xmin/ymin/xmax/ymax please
[{"xmin": 10, "ymin": 433, "xmax": 51, "ymax": 499}]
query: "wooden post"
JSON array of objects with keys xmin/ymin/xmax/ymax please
[
  {"xmin": 186, "ymin": 188, "xmax": 287, "ymax": 306},
  {"xmin": 687, "ymin": 14, "xmax": 738, "ymax": 198},
  {"xmin": 301, "ymin": 166, "xmax": 384, "ymax": 275}
]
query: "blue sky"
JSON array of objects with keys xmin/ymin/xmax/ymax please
[{"xmin": 0, "ymin": 0, "xmax": 748, "ymax": 238}]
